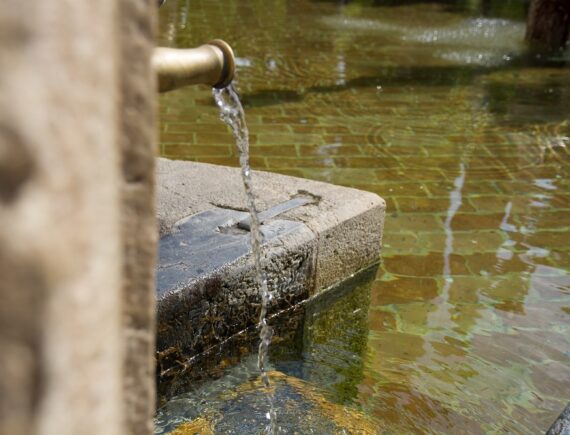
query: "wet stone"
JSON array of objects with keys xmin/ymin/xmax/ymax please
[
  {"xmin": 156, "ymin": 208, "xmax": 308, "ymax": 295},
  {"xmin": 385, "ymin": 214, "xmax": 442, "ymax": 233},
  {"xmin": 156, "ymin": 207, "xmax": 315, "ymax": 381},
  {"xmin": 447, "ymin": 276, "xmax": 491, "ymax": 304},
  {"xmin": 370, "ymin": 331, "xmax": 426, "ymax": 361},
  {"xmin": 448, "ymin": 213, "xmax": 507, "ymax": 231},
  {"xmin": 156, "ymin": 371, "xmax": 376, "ymax": 435},
  {"xmin": 396, "ymin": 302, "xmax": 434, "ymax": 334},
  {"xmin": 365, "ymin": 382, "xmax": 485, "ymax": 435},
  {"xmin": 448, "ymin": 231, "xmax": 505, "ymax": 254},
  {"xmin": 547, "ymin": 403, "xmax": 570, "ymax": 435},
  {"xmin": 383, "ymin": 252, "xmax": 469, "ymax": 277},
  {"xmin": 368, "ymin": 309, "xmax": 398, "ymax": 331},
  {"xmin": 431, "ymin": 339, "xmax": 467, "ymax": 358},
  {"xmin": 396, "ymin": 197, "xmax": 464, "ymax": 213},
  {"xmin": 371, "ymin": 276, "xmax": 439, "ymax": 305},
  {"xmin": 464, "ymin": 252, "xmax": 531, "ymax": 275},
  {"xmin": 155, "ymin": 267, "xmax": 378, "ymax": 432},
  {"xmin": 531, "ymin": 361, "xmax": 570, "ymax": 399}
]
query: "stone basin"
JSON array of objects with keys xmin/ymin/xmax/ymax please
[{"xmin": 155, "ymin": 158, "xmax": 385, "ymax": 380}]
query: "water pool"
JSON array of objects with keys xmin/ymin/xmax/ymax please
[{"xmin": 157, "ymin": 0, "xmax": 570, "ymax": 433}]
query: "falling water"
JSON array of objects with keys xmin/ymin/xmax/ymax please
[{"xmin": 213, "ymin": 84, "xmax": 277, "ymax": 433}]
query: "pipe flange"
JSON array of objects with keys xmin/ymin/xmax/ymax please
[{"xmin": 208, "ymin": 39, "xmax": 236, "ymax": 89}]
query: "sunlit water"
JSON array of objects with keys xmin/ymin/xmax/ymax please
[
  {"xmin": 157, "ymin": 0, "xmax": 570, "ymax": 433},
  {"xmin": 213, "ymin": 84, "xmax": 277, "ymax": 433}
]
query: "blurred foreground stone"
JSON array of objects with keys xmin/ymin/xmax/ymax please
[{"xmin": 0, "ymin": 1, "xmax": 157, "ymax": 434}]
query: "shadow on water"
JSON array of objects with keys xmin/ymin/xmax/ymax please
[
  {"xmin": 240, "ymin": 89, "xmax": 304, "ymax": 108},
  {"xmin": 310, "ymin": 0, "xmax": 529, "ymax": 17},
  {"xmin": 241, "ymin": 65, "xmax": 481, "ymax": 107},
  {"xmin": 242, "ymin": 54, "xmax": 570, "ymax": 125},
  {"xmin": 311, "ymin": 0, "xmax": 470, "ymax": 6},
  {"xmin": 484, "ymin": 78, "xmax": 570, "ymax": 125}
]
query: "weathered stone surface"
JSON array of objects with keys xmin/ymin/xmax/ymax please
[
  {"xmin": 547, "ymin": 403, "xmax": 570, "ymax": 435},
  {"xmin": 156, "ymin": 158, "xmax": 385, "ymax": 293},
  {"xmin": 156, "ymin": 220, "xmax": 316, "ymax": 386},
  {"xmin": 156, "ymin": 263, "xmax": 377, "ymax": 401},
  {"xmin": 118, "ymin": 1, "xmax": 157, "ymax": 434},
  {"xmin": 0, "ymin": 2, "xmax": 123, "ymax": 434},
  {"xmin": 1, "ymin": 1, "xmax": 160, "ymax": 434},
  {"xmin": 156, "ymin": 208, "xmax": 311, "ymax": 295},
  {"xmin": 155, "ymin": 158, "xmax": 385, "ymax": 379}
]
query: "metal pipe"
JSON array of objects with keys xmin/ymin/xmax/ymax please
[{"xmin": 152, "ymin": 40, "xmax": 235, "ymax": 93}]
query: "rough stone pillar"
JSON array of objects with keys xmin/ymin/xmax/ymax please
[
  {"xmin": 526, "ymin": 0, "xmax": 570, "ymax": 52},
  {"xmin": 117, "ymin": 1, "xmax": 158, "ymax": 434},
  {"xmin": 0, "ymin": 1, "xmax": 158, "ymax": 434},
  {"xmin": 0, "ymin": 2, "xmax": 124, "ymax": 434}
]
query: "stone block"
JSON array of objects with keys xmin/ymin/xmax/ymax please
[
  {"xmin": 0, "ymin": 2, "xmax": 124, "ymax": 434},
  {"xmin": 155, "ymin": 158, "xmax": 385, "ymax": 378},
  {"xmin": 117, "ymin": 1, "xmax": 157, "ymax": 434}
]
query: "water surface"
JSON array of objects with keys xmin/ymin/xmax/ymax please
[{"xmin": 157, "ymin": 0, "xmax": 570, "ymax": 433}]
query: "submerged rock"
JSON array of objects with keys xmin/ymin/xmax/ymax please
[{"xmin": 158, "ymin": 371, "xmax": 377, "ymax": 434}]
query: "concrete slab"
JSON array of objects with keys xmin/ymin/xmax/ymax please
[{"xmin": 155, "ymin": 158, "xmax": 385, "ymax": 377}]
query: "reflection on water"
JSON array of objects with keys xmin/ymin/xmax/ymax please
[
  {"xmin": 158, "ymin": 0, "xmax": 570, "ymax": 433},
  {"xmin": 155, "ymin": 267, "xmax": 377, "ymax": 434},
  {"xmin": 322, "ymin": 15, "xmax": 526, "ymax": 66}
]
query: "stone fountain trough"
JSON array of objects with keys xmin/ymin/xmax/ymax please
[{"xmin": 155, "ymin": 158, "xmax": 385, "ymax": 383}]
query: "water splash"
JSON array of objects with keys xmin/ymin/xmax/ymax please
[{"xmin": 213, "ymin": 84, "xmax": 277, "ymax": 433}]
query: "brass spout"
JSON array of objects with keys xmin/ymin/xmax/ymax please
[{"xmin": 153, "ymin": 40, "xmax": 235, "ymax": 93}]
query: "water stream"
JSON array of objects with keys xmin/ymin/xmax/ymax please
[{"xmin": 213, "ymin": 84, "xmax": 277, "ymax": 434}]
